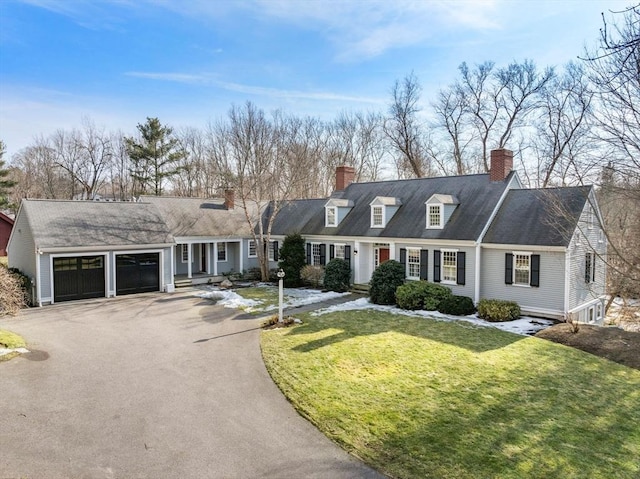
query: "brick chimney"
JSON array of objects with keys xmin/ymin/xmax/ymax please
[
  {"xmin": 335, "ymin": 166, "xmax": 355, "ymax": 191},
  {"xmin": 224, "ymin": 189, "xmax": 235, "ymax": 210},
  {"xmin": 490, "ymin": 148, "xmax": 513, "ymax": 182}
]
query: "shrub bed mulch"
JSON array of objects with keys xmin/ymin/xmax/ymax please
[{"xmin": 535, "ymin": 323, "xmax": 640, "ymax": 370}]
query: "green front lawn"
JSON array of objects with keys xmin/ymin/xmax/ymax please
[{"xmin": 261, "ymin": 310, "xmax": 640, "ymax": 479}]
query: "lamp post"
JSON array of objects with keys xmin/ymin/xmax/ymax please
[{"xmin": 277, "ymin": 269, "xmax": 285, "ymax": 323}]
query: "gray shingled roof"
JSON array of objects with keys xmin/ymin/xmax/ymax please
[
  {"xmin": 22, "ymin": 199, "xmax": 174, "ymax": 248},
  {"xmin": 272, "ymin": 173, "xmax": 514, "ymax": 240},
  {"xmin": 483, "ymin": 186, "xmax": 592, "ymax": 246},
  {"xmin": 143, "ymin": 196, "xmax": 255, "ymax": 238}
]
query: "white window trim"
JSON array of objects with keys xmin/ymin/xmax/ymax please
[
  {"xmin": 311, "ymin": 242, "xmax": 322, "ymax": 266},
  {"xmin": 217, "ymin": 242, "xmax": 227, "ymax": 262},
  {"xmin": 326, "ymin": 206, "xmax": 337, "ymax": 227},
  {"xmin": 371, "ymin": 205, "xmax": 385, "ymax": 228},
  {"xmin": 441, "ymin": 248, "xmax": 457, "ymax": 284},
  {"xmin": 334, "ymin": 243, "xmax": 346, "ymax": 260},
  {"xmin": 513, "ymin": 251, "xmax": 532, "ymax": 288},
  {"xmin": 248, "ymin": 240, "xmax": 257, "ymax": 258},
  {"xmin": 407, "ymin": 247, "xmax": 421, "ymax": 280},
  {"xmin": 181, "ymin": 244, "xmax": 189, "ymax": 263},
  {"xmin": 426, "ymin": 204, "xmax": 443, "ymax": 229}
]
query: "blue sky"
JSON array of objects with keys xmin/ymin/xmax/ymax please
[{"xmin": 0, "ymin": 0, "xmax": 632, "ymax": 159}]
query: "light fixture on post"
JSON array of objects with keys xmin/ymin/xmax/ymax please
[{"xmin": 277, "ymin": 268, "xmax": 286, "ymax": 323}]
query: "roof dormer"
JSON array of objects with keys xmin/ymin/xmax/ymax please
[
  {"xmin": 369, "ymin": 196, "xmax": 402, "ymax": 228},
  {"xmin": 324, "ymin": 198, "xmax": 354, "ymax": 227},
  {"xmin": 426, "ymin": 194, "xmax": 459, "ymax": 229}
]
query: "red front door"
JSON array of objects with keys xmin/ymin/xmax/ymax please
[{"xmin": 379, "ymin": 248, "xmax": 390, "ymax": 264}]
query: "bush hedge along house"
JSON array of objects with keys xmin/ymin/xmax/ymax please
[{"xmin": 8, "ymin": 149, "xmax": 606, "ymax": 324}]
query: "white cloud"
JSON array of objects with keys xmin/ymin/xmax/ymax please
[
  {"xmin": 124, "ymin": 71, "xmax": 210, "ymax": 84},
  {"xmin": 215, "ymin": 80, "xmax": 384, "ymax": 105},
  {"xmin": 122, "ymin": 71, "xmax": 384, "ymax": 104}
]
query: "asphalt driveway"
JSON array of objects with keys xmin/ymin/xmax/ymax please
[{"xmin": 0, "ymin": 290, "xmax": 385, "ymax": 479}]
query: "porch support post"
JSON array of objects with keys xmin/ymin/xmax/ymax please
[
  {"xmin": 213, "ymin": 242, "xmax": 218, "ymax": 276},
  {"xmin": 239, "ymin": 240, "xmax": 244, "ymax": 274},
  {"xmin": 206, "ymin": 242, "xmax": 211, "ymax": 275},
  {"xmin": 187, "ymin": 243, "xmax": 192, "ymax": 279}
]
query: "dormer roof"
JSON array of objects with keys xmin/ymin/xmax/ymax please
[
  {"xmin": 370, "ymin": 196, "xmax": 402, "ymax": 206},
  {"xmin": 426, "ymin": 194, "xmax": 459, "ymax": 205},
  {"xmin": 325, "ymin": 198, "xmax": 354, "ymax": 208}
]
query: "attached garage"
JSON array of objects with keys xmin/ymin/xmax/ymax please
[
  {"xmin": 53, "ymin": 255, "xmax": 106, "ymax": 302},
  {"xmin": 8, "ymin": 199, "xmax": 175, "ymax": 306},
  {"xmin": 116, "ymin": 253, "xmax": 160, "ymax": 295}
]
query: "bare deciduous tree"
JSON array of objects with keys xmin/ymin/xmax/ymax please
[
  {"xmin": 384, "ymin": 72, "xmax": 431, "ymax": 178},
  {"xmin": 221, "ymin": 102, "xmax": 312, "ymax": 280},
  {"xmin": 532, "ymin": 62, "xmax": 594, "ymax": 187}
]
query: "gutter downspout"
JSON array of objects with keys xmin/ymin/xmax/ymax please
[
  {"xmin": 35, "ymin": 246, "xmax": 42, "ymax": 307},
  {"xmin": 564, "ymin": 246, "xmax": 571, "ymax": 320}
]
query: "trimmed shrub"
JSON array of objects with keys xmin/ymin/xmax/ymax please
[
  {"xmin": 438, "ymin": 295, "xmax": 476, "ymax": 316},
  {"xmin": 324, "ymin": 258, "xmax": 351, "ymax": 292},
  {"xmin": 369, "ymin": 260, "xmax": 405, "ymax": 305},
  {"xmin": 395, "ymin": 281, "xmax": 452, "ymax": 311},
  {"xmin": 477, "ymin": 299, "xmax": 521, "ymax": 322},
  {"xmin": 395, "ymin": 281, "xmax": 427, "ymax": 310},
  {"xmin": 278, "ymin": 233, "xmax": 306, "ymax": 287},
  {"xmin": 301, "ymin": 265, "xmax": 325, "ymax": 288}
]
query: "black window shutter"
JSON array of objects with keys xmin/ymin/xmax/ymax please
[
  {"xmin": 505, "ymin": 253, "xmax": 513, "ymax": 285},
  {"xmin": 306, "ymin": 243, "xmax": 311, "ymax": 264},
  {"xmin": 434, "ymin": 250, "xmax": 441, "ymax": 283},
  {"xmin": 345, "ymin": 245, "xmax": 351, "ymax": 268},
  {"xmin": 273, "ymin": 241, "xmax": 279, "ymax": 262},
  {"xmin": 320, "ymin": 244, "xmax": 326, "ymax": 265},
  {"xmin": 585, "ymin": 253, "xmax": 591, "ymax": 283},
  {"xmin": 592, "ymin": 253, "xmax": 596, "ymax": 282},
  {"xmin": 531, "ymin": 254, "xmax": 540, "ymax": 287},
  {"xmin": 457, "ymin": 251, "xmax": 466, "ymax": 285},
  {"xmin": 420, "ymin": 249, "xmax": 428, "ymax": 280},
  {"xmin": 399, "ymin": 248, "xmax": 407, "ymax": 265},
  {"xmin": 329, "ymin": 244, "xmax": 335, "ymax": 260}
]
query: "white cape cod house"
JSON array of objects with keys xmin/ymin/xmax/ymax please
[{"xmin": 7, "ymin": 149, "xmax": 606, "ymax": 324}]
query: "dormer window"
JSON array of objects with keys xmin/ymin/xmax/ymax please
[
  {"xmin": 326, "ymin": 206, "xmax": 337, "ymax": 227},
  {"xmin": 425, "ymin": 194, "xmax": 459, "ymax": 230},
  {"xmin": 369, "ymin": 196, "xmax": 401, "ymax": 228},
  {"xmin": 428, "ymin": 205, "xmax": 442, "ymax": 228},
  {"xmin": 324, "ymin": 198, "xmax": 353, "ymax": 227},
  {"xmin": 371, "ymin": 206, "xmax": 384, "ymax": 228}
]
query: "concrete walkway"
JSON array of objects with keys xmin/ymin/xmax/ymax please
[{"xmin": 0, "ymin": 290, "xmax": 385, "ymax": 479}]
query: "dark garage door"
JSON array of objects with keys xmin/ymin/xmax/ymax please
[
  {"xmin": 53, "ymin": 256, "xmax": 105, "ymax": 302},
  {"xmin": 116, "ymin": 253, "xmax": 160, "ymax": 295}
]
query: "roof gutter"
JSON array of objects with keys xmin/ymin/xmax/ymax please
[{"xmin": 36, "ymin": 243, "xmax": 175, "ymax": 254}]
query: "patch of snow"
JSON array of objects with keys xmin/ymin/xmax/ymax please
[
  {"xmin": 0, "ymin": 347, "xmax": 29, "ymax": 357},
  {"xmin": 197, "ymin": 289, "xmax": 262, "ymax": 310},
  {"xmin": 312, "ymin": 298, "xmax": 554, "ymax": 336},
  {"xmin": 280, "ymin": 289, "xmax": 349, "ymax": 310},
  {"xmin": 197, "ymin": 285, "xmax": 349, "ymax": 313}
]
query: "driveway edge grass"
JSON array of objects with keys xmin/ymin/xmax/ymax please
[
  {"xmin": 261, "ymin": 310, "xmax": 640, "ymax": 479},
  {"xmin": 0, "ymin": 328, "xmax": 27, "ymax": 361}
]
